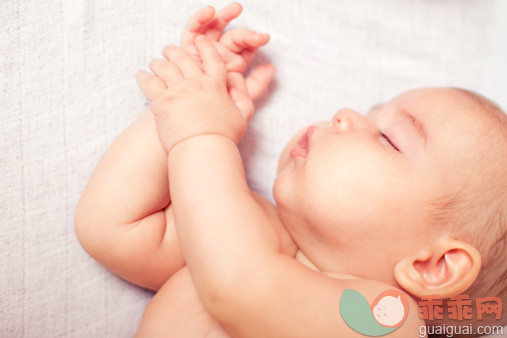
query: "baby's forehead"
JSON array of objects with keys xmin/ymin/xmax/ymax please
[
  {"xmin": 385, "ymin": 88, "xmax": 476, "ymax": 112},
  {"xmin": 374, "ymin": 88, "xmax": 506, "ymax": 166},
  {"xmin": 381, "ymin": 88, "xmax": 504, "ymax": 138}
]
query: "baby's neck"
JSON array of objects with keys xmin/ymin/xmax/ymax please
[
  {"xmin": 295, "ymin": 250, "xmax": 320, "ymax": 270},
  {"xmin": 295, "ymin": 250, "xmax": 363, "ymax": 280}
]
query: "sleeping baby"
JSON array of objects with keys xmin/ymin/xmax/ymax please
[{"xmin": 74, "ymin": 3, "xmax": 506, "ymax": 337}]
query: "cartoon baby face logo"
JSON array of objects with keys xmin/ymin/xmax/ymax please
[
  {"xmin": 340, "ymin": 289, "xmax": 409, "ymax": 336},
  {"xmin": 370, "ymin": 290, "xmax": 409, "ymax": 328}
]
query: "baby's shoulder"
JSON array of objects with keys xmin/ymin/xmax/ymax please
[{"xmin": 295, "ymin": 252, "xmax": 424, "ymax": 335}]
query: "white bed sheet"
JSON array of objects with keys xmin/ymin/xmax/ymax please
[{"xmin": 1, "ymin": 0, "xmax": 506, "ymax": 336}]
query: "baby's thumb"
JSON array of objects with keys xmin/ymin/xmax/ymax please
[{"xmin": 229, "ymin": 87, "xmax": 254, "ymax": 122}]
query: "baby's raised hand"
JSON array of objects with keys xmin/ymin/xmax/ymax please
[
  {"xmin": 180, "ymin": 3, "xmax": 275, "ymax": 101},
  {"xmin": 135, "ymin": 36, "xmax": 252, "ymax": 155}
]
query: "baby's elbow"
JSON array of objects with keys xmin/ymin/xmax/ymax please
[
  {"xmin": 199, "ymin": 269, "xmax": 271, "ymax": 328},
  {"xmin": 74, "ymin": 198, "xmax": 102, "ymax": 258},
  {"xmin": 199, "ymin": 281, "xmax": 224, "ymax": 317},
  {"xmin": 199, "ymin": 280, "xmax": 240, "ymax": 328},
  {"xmin": 74, "ymin": 202, "xmax": 93, "ymax": 254}
]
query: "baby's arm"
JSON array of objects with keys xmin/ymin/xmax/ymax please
[
  {"xmin": 74, "ymin": 108, "xmax": 182, "ymax": 291},
  {"xmin": 74, "ymin": 3, "xmax": 275, "ymax": 291}
]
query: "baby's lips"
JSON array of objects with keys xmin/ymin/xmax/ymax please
[
  {"xmin": 290, "ymin": 126, "xmax": 317, "ymax": 158},
  {"xmin": 300, "ymin": 125, "xmax": 318, "ymax": 151},
  {"xmin": 306, "ymin": 126, "xmax": 317, "ymax": 145}
]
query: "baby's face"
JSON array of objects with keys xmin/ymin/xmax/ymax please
[{"xmin": 273, "ymin": 88, "xmax": 489, "ymax": 281}]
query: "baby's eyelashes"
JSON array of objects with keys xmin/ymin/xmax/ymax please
[{"xmin": 377, "ymin": 130, "xmax": 400, "ymax": 152}]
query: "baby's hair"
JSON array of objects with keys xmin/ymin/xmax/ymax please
[{"xmin": 427, "ymin": 88, "xmax": 507, "ymax": 325}]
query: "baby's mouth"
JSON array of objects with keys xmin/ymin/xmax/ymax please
[{"xmin": 290, "ymin": 126, "xmax": 316, "ymax": 158}]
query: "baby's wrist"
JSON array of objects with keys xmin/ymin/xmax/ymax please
[
  {"xmin": 167, "ymin": 132, "xmax": 236, "ymax": 157},
  {"xmin": 167, "ymin": 133, "xmax": 236, "ymax": 162}
]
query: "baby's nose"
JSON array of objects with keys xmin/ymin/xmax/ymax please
[{"xmin": 331, "ymin": 108, "xmax": 359, "ymax": 133}]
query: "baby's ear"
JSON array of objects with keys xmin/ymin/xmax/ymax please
[{"xmin": 393, "ymin": 239, "xmax": 481, "ymax": 298}]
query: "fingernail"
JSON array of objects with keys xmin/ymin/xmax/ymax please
[
  {"xmin": 254, "ymin": 33, "xmax": 263, "ymax": 40},
  {"xmin": 196, "ymin": 35, "xmax": 205, "ymax": 41}
]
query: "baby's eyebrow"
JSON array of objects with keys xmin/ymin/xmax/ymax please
[
  {"xmin": 369, "ymin": 104, "xmax": 428, "ymax": 146},
  {"xmin": 399, "ymin": 108, "xmax": 428, "ymax": 146}
]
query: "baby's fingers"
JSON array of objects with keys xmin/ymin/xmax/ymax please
[
  {"xmin": 227, "ymin": 72, "xmax": 253, "ymax": 121},
  {"xmin": 181, "ymin": 5, "xmax": 215, "ymax": 48},
  {"xmin": 195, "ymin": 36, "xmax": 226, "ymax": 80},
  {"xmin": 162, "ymin": 45, "xmax": 202, "ymax": 78},
  {"xmin": 148, "ymin": 59, "xmax": 183, "ymax": 85},
  {"xmin": 135, "ymin": 70, "xmax": 166, "ymax": 101},
  {"xmin": 245, "ymin": 64, "xmax": 276, "ymax": 101},
  {"xmin": 220, "ymin": 29, "xmax": 270, "ymax": 54},
  {"xmin": 180, "ymin": 2, "xmax": 242, "ymax": 48},
  {"xmin": 209, "ymin": 2, "xmax": 243, "ymax": 34}
]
